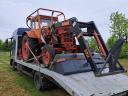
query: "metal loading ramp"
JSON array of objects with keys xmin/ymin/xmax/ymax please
[{"xmin": 40, "ymin": 68, "xmax": 128, "ymax": 96}]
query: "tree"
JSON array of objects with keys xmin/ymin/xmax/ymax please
[
  {"xmin": 87, "ymin": 37, "xmax": 98, "ymax": 52},
  {"xmin": 108, "ymin": 11, "xmax": 128, "ymax": 58},
  {"xmin": 110, "ymin": 11, "xmax": 128, "ymax": 42},
  {"xmin": 107, "ymin": 34, "xmax": 116, "ymax": 48},
  {"xmin": 2, "ymin": 40, "xmax": 11, "ymax": 51},
  {"xmin": 0, "ymin": 39, "xmax": 3, "ymax": 50},
  {"xmin": 0, "ymin": 39, "xmax": 11, "ymax": 51}
]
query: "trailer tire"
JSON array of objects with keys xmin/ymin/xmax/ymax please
[
  {"xmin": 34, "ymin": 72, "xmax": 43, "ymax": 90},
  {"xmin": 17, "ymin": 63, "xmax": 22, "ymax": 73},
  {"xmin": 34, "ymin": 72, "xmax": 52, "ymax": 90},
  {"xmin": 11, "ymin": 60, "xmax": 17, "ymax": 71}
]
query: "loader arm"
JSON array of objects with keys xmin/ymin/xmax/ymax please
[{"xmin": 68, "ymin": 17, "xmax": 125, "ymax": 76}]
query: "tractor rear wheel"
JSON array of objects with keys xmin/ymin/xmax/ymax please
[
  {"xmin": 22, "ymin": 34, "xmax": 33, "ymax": 61},
  {"xmin": 41, "ymin": 44, "xmax": 55, "ymax": 67}
]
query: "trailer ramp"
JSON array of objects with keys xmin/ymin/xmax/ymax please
[
  {"xmin": 40, "ymin": 68, "xmax": 128, "ymax": 96},
  {"xmin": 16, "ymin": 60, "xmax": 128, "ymax": 96}
]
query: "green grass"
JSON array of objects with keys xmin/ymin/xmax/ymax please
[
  {"xmin": 119, "ymin": 59, "xmax": 128, "ymax": 74},
  {"xmin": 0, "ymin": 52, "xmax": 69, "ymax": 96}
]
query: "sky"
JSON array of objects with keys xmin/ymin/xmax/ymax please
[{"xmin": 0, "ymin": 0, "xmax": 128, "ymax": 42}]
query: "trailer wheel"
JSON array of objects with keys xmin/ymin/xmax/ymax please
[
  {"xmin": 10, "ymin": 60, "xmax": 17, "ymax": 71},
  {"xmin": 34, "ymin": 72, "xmax": 43, "ymax": 90},
  {"xmin": 33, "ymin": 72, "xmax": 55, "ymax": 90},
  {"xmin": 17, "ymin": 63, "xmax": 22, "ymax": 73},
  {"xmin": 41, "ymin": 44, "xmax": 55, "ymax": 67}
]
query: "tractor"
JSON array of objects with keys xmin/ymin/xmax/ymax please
[{"xmin": 19, "ymin": 8, "xmax": 125, "ymax": 76}]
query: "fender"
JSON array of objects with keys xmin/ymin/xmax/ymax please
[
  {"xmin": 23, "ymin": 29, "xmax": 41, "ymax": 39},
  {"xmin": 22, "ymin": 30, "xmax": 42, "ymax": 44}
]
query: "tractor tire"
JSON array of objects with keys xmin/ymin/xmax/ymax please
[
  {"xmin": 22, "ymin": 34, "xmax": 39, "ymax": 62},
  {"xmin": 22, "ymin": 34, "xmax": 32, "ymax": 61},
  {"xmin": 41, "ymin": 44, "xmax": 55, "ymax": 67}
]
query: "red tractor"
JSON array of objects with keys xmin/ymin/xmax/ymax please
[
  {"xmin": 20, "ymin": 8, "xmax": 125, "ymax": 76},
  {"xmin": 22, "ymin": 8, "xmax": 78, "ymax": 65}
]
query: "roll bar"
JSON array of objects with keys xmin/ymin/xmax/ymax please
[{"xmin": 26, "ymin": 8, "xmax": 66, "ymax": 28}]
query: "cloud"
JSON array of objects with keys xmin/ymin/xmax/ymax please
[{"xmin": 0, "ymin": 0, "xmax": 128, "ymax": 42}]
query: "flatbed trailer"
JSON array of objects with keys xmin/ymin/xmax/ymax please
[
  {"xmin": 15, "ymin": 59, "xmax": 128, "ymax": 96},
  {"xmin": 9, "ymin": 35, "xmax": 128, "ymax": 96}
]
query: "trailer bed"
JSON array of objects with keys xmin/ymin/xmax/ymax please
[{"xmin": 16, "ymin": 60, "xmax": 128, "ymax": 96}]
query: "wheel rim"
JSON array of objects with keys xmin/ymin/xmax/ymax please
[
  {"xmin": 42, "ymin": 50, "xmax": 50, "ymax": 65},
  {"xmin": 22, "ymin": 39, "xmax": 29, "ymax": 60}
]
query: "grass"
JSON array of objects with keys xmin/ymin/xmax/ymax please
[
  {"xmin": 0, "ymin": 52, "xmax": 69, "ymax": 96},
  {"xmin": 119, "ymin": 59, "xmax": 128, "ymax": 74}
]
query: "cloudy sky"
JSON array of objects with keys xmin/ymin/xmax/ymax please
[{"xmin": 0, "ymin": 0, "xmax": 128, "ymax": 42}]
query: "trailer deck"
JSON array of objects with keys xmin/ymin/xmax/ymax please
[{"xmin": 16, "ymin": 60, "xmax": 128, "ymax": 96}]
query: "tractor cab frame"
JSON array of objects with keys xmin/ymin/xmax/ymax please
[{"xmin": 26, "ymin": 8, "xmax": 66, "ymax": 40}]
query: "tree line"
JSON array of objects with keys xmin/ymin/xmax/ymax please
[{"xmin": 0, "ymin": 39, "xmax": 11, "ymax": 51}]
